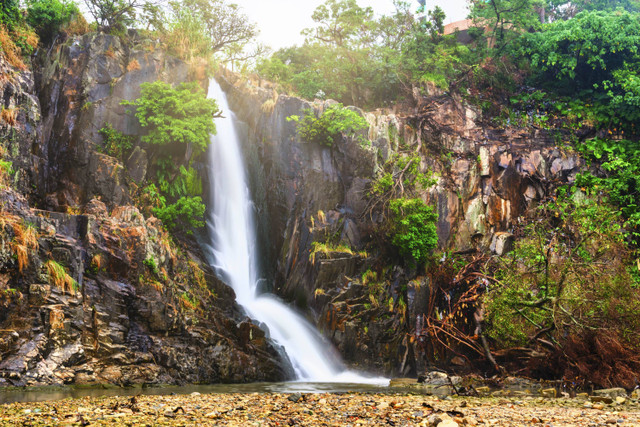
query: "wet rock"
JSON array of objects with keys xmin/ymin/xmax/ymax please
[{"xmin": 490, "ymin": 232, "xmax": 514, "ymax": 256}]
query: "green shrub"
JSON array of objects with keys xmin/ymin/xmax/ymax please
[
  {"xmin": 388, "ymin": 198, "xmax": 438, "ymax": 265},
  {"xmin": 154, "ymin": 196, "xmax": 206, "ymax": 233},
  {"xmin": 125, "ymin": 81, "xmax": 219, "ymax": 157},
  {"xmin": 0, "ymin": 0, "xmax": 22, "ymax": 31},
  {"xmin": 484, "ymin": 190, "xmax": 640, "ymax": 350},
  {"xmin": 575, "ymin": 138, "xmax": 640, "ymax": 243},
  {"xmin": 158, "ymin": 164, "xmax": 202, "ymax": 199},
  {"xmin": 143, "ymin": 256, "xmax": 159, "ymax": 274},
  {"xmin": 98, "ymin": 123, "xmax": 133, "ymax": 161},
  {"xmin": 26, "ymin": 0, "xmax": 79, "ymax": 44},
  {"xmin": 518, "ymin": 9, "xmax": 640, "ymax": 131},
  {"xmin": 288, "ymin": 103, "xmax": 369, "ymax": 147}
]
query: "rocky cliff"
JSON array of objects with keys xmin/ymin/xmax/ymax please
[
  {"xmin": 0, "ymin": 34, "xmax": 289, "ymax": 387},
  {"xmin": 218, "ymin": 70, "xmax": 583, "ymax": 376}
]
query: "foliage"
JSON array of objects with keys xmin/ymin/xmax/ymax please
[
  {"xmin": 255, "ymin": 0, "xmax": 408, "ymax": 108},
  {"xmin": 469, "ymin": 0, "xmax": 544, "ymax": 53},
  {"xmin": 484, "ymin": 190, "xmax": 640, "ymax": 356},
  {"xmin": 517, "ymin": 9, "xmax": 640, "ymax": 131},
  {"xmin": 575, "ymin": 138, "xmax": 640, "ymax": 243},
  {"xmin": 0, "ymin": 21, "xmax": 38, "ymax": 70},
  {"xmin": 98, "ymin": 123, "xmax": 133, "ymax": 160},
  {"xmin": 371, "ymin": 154, "xmax": 437, "ymax": 198},
  {"xmin": 309, "ymin": 241, "xmax": 367, "ymax": 264},
  {"xmin": 153, "ymin": 196, "xmax": 205, "ymax": 233},
  {"xmin": 143, "ymin": 256, "xmax": 159, "ymax": 274},
  {"xmin": 126, "ymin": 81, "xmax": 218, "ymax": 157},
  {"xmin": 26, "ymin": 0, "xmax": 79, "ymax": 44},
  {"xmin": 46, "ymin": 259, "xmax": 77, "ymax": 294},
  {"xmin": 162, "ymin": 6, "xmax": 211, "ymax": 61},
  {"xmin": 388, "ymin": 198, "xmax": 438, "ymax": 266},
  {"xmin": 0, "ymin": 0, "xmax": 22, "ymax": 31},
  {"xmin": 10, "ymin": 221, "xmax": 38, "ymax": 274},
  {"xmin": 126, "ymin": 81, "xmax": 214, "ymax": 236},
  {"xmin": 82, "ymin": 0, "xmax": 149, "ymax": 33},
  {"xmin": 288, "ymin": 103, "xmax": 369, "ymax": 147},
  {"xmin": 0, "ymin": 160, "xmax": 14, "ymax": 186},
  {"xmin": 178, "ymin": 0, "xmax": 259, "ymax": 63}
]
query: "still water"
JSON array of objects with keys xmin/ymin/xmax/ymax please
[{"xmin": 0, "ymin": 381, "xmax": 405, "ymax": 405}]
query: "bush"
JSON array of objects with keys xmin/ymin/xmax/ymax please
[
  {"xmin": 288, "ymin": 103, "xmax": 369, "ymax": 147},
  {"xmin": 484, "ymin": 190, "xmax": 640, "ymax": 354},
  {"xmin": 98, "ymin": 123, "xmax": 133, "ymax": 160},
  {"xmin": 26, "ymin": 0, "xmax": 79, "ymax": 44},
  {"xmin": 162, "ymin": 8, "xmax": 211, "ymax": 61},
  {"xmin": 388, "ymin": 198, "xmax": 438, "ymax": 266},
  {"xmin": 0, "ymin": 0, "xmax": 22, "ymax": 31},
  {"xmin": 126, "ymin": 81, "xmax": 218, "ymax": 157},
  {"xmin": 575, "ymin": 138, "xmax": 640, "ymax": 243},
  {"xmin": 518, "ymin": 9, "xmax": 640, "ymax": 130},
  {"xmin": 154, "ymin": 196, "xmax": 206, "ymax": 233}
]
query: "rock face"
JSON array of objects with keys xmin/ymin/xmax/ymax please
[
  {"xmin": 32, "ymin": 32, "xmax": 194, "ymax": 211},
  {"xmin": 218, "ymin": 70, "xmax": 582, "ymax": 375},
  {"xmin": 0, "ymin": 37, "xmax": 289, "ymax": 387}
]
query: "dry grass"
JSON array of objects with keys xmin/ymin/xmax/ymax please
[
  {"xmin": 64, "ymin": 14, "xmax": 89, "ymax": 36},
  {"xmin": 11, "ymin": 222, "xmax": 38, "ymax": 273},
  {"xmin": 103, "ymin": 46, "xmax": 116, "ymax": 58},
  {"xmin": 1, "ymin": 107, "xmax": 17, "ymax": 127},
  {"xmin": 91, "ymin": 253, "xmax": 104, "ymax": 272},
  {"xmin": 45, "ymin": 260, "xmax": 76, "ymax": 295},
  {"xmin": 0, "ymin": 25, "xmax": 26, "ymax": 70},
  {"xmin": 261, "ymin": 91, "xmax": 279, "ymax": 114},
  {"xmin": 0, "ymin": 213, "xmax": 38, "ymax": 274},
  {"xmin": 126, "ymin": 58, "xmax": 140, "ymax": 72}
]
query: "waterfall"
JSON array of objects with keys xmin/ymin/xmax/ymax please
[{"xmin": 205, "ymin": 79, "xmax": 385, "ymax": 384}]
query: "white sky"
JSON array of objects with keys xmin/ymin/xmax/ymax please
[{"xmin": 232, "ymin": 0, "xmax": 470, "ymax": 51}]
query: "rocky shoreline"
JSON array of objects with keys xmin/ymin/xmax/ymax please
[{"xmin": 2, "ymin": 389, "xmax": 640, "ymax": 426}]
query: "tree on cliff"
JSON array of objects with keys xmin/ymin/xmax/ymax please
[{"xmin": 83, "ymin": 0, "xmax": 150, "ymax": 32}]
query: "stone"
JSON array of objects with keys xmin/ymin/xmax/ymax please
[
  {"xmin": 437, "ymin": 420, "xmax": 459, "ymax": 427},
  {"xmin": 594, "ymin": 388, "xmax": 627, "ymax": 399},
  {"xmin": 288, "ymin": 393, "xmax": 303, "ymax": 403},
  {"xmin": 126, "ymin": 146, "xmax": 148, "ymax": 183},
  {"xmin": 479, "ymin": 146, "xmax": 491, "ymax": 176},
  {"xmin": 615, "ymin": 396, "xmax": 626, "ymax": 405},
  {"xmin": 490, "ymin": 232, "xmax": 514, "ymax": 256}
]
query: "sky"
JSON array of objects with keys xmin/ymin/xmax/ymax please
[{"xmin": 231, "ymin": 0, "xmax": 470, "ymax": 51}]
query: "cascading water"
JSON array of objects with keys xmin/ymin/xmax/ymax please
[{"xmin": 205, "ymin": 79, "xmax": 386, "ymax": 384}]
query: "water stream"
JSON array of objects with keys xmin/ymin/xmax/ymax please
[{"xmin": 205, "ymin": 79, "xmax": 386, "ymax": 384}]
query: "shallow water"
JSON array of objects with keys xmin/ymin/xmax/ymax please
[{"xmin": 0, "ymin": 381, "xmax": 406, "ymax": 405}]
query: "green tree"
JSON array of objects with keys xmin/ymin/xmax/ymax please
[
  {"xmin": 0, "ymin": 0, "xmax": 22, "ymax": 30},
  {"xmin": 519, "ymin": 9, "xmax": 640, "ymax": 128},
  {"xmin": 288, "ymin": 103, "xmax": 370, "ymax": 147},
  {"xmin": 181, "ymin": 0, "xmax": 258, "ymax": 58},
  {"xmin": 388, "ymin": 197, "xmax": 438, "ymax": 266},
  {"xmin": 27, "ymin": 0, "xmax": 79, "ymax": 45},
  {"xmin": 83, "ymin": 0, "xmax": 155, "ymax": 33},
  {"xmin": 469, "ymin": 0, "xmax": 544, "ymax": 52},
  {"xmin": 127, "ymin": 81, "xmax": 219, "ymax": 156}
]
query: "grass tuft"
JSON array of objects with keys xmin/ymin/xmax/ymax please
[{"xmin": 46, "ymin": 260, "xmax": 77, "ymax": 295}]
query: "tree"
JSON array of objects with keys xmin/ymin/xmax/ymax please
[
  {"xmin": 469, "ymin": 0, "xmax": 544, "ymax": 52},
  {"xmin": 126, "ymin": 80, "xmax": 219, "ymax": 157},
  {"xmin": 0, "ymin": 0, "xmax": 22, "ymax": 30},
  {"xmin": 302, "ymin": 0, "xmax": 375, "ymax": 49},
  {"xmin": 181, "ymin": 0, "xmax": 257, "ymax": 54},
  {"xmin": 26, "ymin": 0, "xmax": 79, "ymax": 44},
  {"xmin": 83, "ymin": 0, "xmax": 150, "ymax": 32},
  {"xmin": 519, "ymin": 9, "xmax": 640, "ymax": 128}
]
